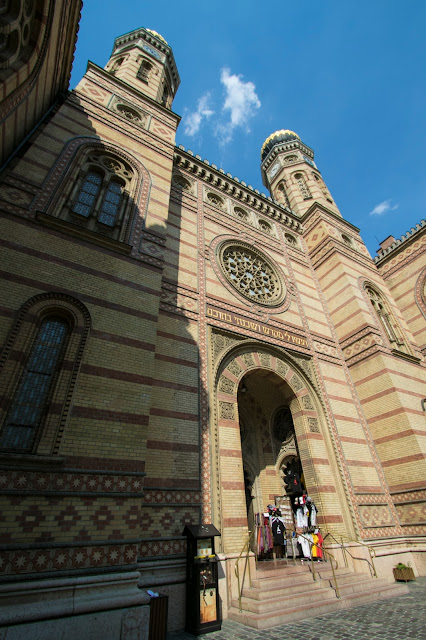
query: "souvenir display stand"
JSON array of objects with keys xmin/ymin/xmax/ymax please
[{"xmin": 183, "ymin": 524, "xmax": 222, "ymax": 635}]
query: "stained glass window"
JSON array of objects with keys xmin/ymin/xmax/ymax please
[
  {"xmin": 72, "ymin": 172, "xmax": 102, "ymax": 217},
  {"xmin": 0, "ymin": 318, "xmax": 69, "ymax": 452},
  {"xmin": 219, "ymin": 244, "xmax": 284, "ymax": 306},
  {"xmin": 98, "ymin": 181, "xmax": 122, "ymax": 226}
]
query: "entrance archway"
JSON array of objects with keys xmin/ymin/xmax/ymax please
[{"xmin": 212, "ymin": 343, "xmax": 351, "ymax": 553}]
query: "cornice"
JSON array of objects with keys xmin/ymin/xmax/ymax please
[
  {"xmin": 374, "ymin": 219, "xmax": 426, "ymax": 265},
  {"xmin": 309, "ymin": 236, "xmax": 377, "ymax": 273},
  {"xmin": 173, "ymin": 147, "xmax": 304, "ymax": 234},
  {"xmin": 261, "ymin": 138, "xmax": 315, "ymax": 171},
  {"xmin": 301, "ymin": 201, "xmax": 360, "ymax": 233}
]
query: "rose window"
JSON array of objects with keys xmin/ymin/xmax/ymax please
[{"xmin": 219, "ymin": 243, "xmax": 284, "ymax": 306}]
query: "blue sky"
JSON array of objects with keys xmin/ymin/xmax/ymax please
[{"xmin": 70, "ymin": 1, "xmax": 426, "ymax": 256}]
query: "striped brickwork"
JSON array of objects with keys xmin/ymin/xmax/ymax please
[
  {"xmin": 375, "ymin": 226, "xmax": 426, "ymax": 356},
  {"xmin": 0, "ymin": 22, "xmax": 425, "ymax": 592},
  {"xmin": 304, "ymin": 205, "xmax": 426, "ymax": 539},
  {"xmin": 0, "ymin": 44, "xmax": 180, "ymax": 576}
]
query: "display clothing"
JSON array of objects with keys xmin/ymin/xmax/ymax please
[
  {"xmin": 297, "ymin": 534, "xmax": 311, "ymax": 559},
  {"xmin": 315, "ymin": 531, "xmax": 324, "ymax": 559},
  {"xmin": 296, "ymin": 505, "xmax": 309, "ymax": 528},
  {"xmin": 271, "ymin": 517, "xmax": 286, "ymax": 546}
]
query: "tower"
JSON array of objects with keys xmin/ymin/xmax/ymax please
[
  {"xmin": 104, "ymin": 27, "xmax": 179, "ymax": 108},
  {"xmin": 260, "ymin": 129, "xmax": 341, "ymax": 218}
]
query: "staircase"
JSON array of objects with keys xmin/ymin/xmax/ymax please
[{"xmin": 228, "ymin": 559, "xmax": 409, "ymax": 630}]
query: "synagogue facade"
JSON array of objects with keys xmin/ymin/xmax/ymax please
[{"xmin": 0, "ymin": 7, "xmax": 425, "ymax": 638}]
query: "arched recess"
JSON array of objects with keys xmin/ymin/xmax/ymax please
[
  {"xmin": 30, "ymin": 136, "xmax": 151, "ymax": 252},
  {"xmin": 212, "ymin": 342, "xmax": 355, "ymax": 553},
  {"xmin": 0, "ymin": 292, "xmax": 91, "ymax": 456}
]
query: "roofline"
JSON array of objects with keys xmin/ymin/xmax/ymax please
[{"xmin": 374, "ymin": 219, "xmax": 426, "ymax": 265}]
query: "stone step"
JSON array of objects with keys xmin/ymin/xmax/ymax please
[
  {"xmin": 229, "ymin": 560, "xmax": 410, "ymax": 630},
  {"xmin": 228, "ymin": 596, "xmax": 343, "ymax": 629},
  {"xmin": 234, "ymin": 585, "xmax": 334, "ymax": 614},
  {"xmin": 245, "ymin": 576, "xmax": 324, "ymax": 599}
]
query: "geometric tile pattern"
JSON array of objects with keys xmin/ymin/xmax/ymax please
[
  {"xmin": 0, "ymin": 469, "xmax": 144, "ymax": 494},
  {"xmin": 0, "ymin": 542, "xmax": 138, "ymax": 575}
]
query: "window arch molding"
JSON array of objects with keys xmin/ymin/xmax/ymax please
[
  {"xmin": 292, "ymin": 171, "xmax": 312, "ymax": 200},
  {"xmin": 31, "ymin": 137, "xmax": 151, "ymax": 251},
  {"xmin": 0, "ymin": 293, "xmax": 91, "ymax": 456},
  {"xmin": 362, "ymin": 281, "xmax": 407, "ymax": 350},
  {"xmin": 415, "ymin": 267, "xmax": 426, "ymax": 321}
]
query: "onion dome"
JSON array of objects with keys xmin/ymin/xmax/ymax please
[
  {"xmin": 146, "ymin": 29, "xmax": 168, "ymax": 44},
  {"xmin": 261, "ymin": 130, "xmax": 300, "ymax": 161}
]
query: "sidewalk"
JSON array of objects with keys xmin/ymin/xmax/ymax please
[{"xmin": 167, "ymin": 577, "xmax": 426, "ymax": 640}]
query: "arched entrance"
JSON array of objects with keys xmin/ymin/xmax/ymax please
[
  {"xmin": 212, "ymin": 343, "xmax": 353, "ymax": 553},
  {"xmin": 237, "ymin": 370, "xmax": 307, "ymax": 535}
]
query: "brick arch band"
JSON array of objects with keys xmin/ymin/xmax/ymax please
[{"xmin": 211, "ymin": 343, "xmax": 344, "ymax": 553}]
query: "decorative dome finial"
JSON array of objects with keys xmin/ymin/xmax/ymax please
[{"xmin": 261, "ymin": 130, "xmax": 300, "ymax": 161}]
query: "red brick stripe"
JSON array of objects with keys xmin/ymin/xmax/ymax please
[
  {"xmin": 149, "ymin": 407, "xmax": 198, "ymax": 421},
  {"xmin": 72, "ymin": 406, "xmax": 148, "ymax": 425},
  {"xmin": 0, "ymin": 238, "xmax": 161, "ymax": 297},
  {"xmin": 147, "ymin": 440, "xmax": 198, "ymax": 452},
  {"xmin": 382, "ymin": 453, "xmax": 425, "ymax": 467}
]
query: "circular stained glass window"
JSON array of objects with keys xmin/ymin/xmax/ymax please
[{"xmin": 218, "ymin": 242, "xmax": 285, "ymax": 306}]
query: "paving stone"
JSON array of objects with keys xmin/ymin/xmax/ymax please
[{"xmin": 167, "ymin": 577, "xmax": 426, "ymax": 640}]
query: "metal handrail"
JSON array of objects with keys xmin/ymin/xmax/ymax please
[
  {"xmin": 288, "ymin": 530, "xmax": 340, "ymax": 598},
  {"xmin": 323, "ymin": 531, "xmax": 377, "ymax": 578},
  {"xmin": 234, "ymin": 528, "xmax": 256, "ymax": 612}
]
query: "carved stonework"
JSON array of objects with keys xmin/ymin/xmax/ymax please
[
  {"xmin": 298, "ymin": 359, "xmax": 312, "ymax": 379},
  {"xmin": 302, "ymin": 395, "xmax": 314, "ymax": 410},
  {"xmin": 172, "ymin": 173, "xmax": 194, "ymax": 194},
  {"xmin": 243, "ymin": 353, "xmax": 255, "ymax": 367},
  {"xmin": 258, "ymin": 219, "xmax": 272, "ymax": 234},
  {"xmin": 308, "ymin": 417, "xmax": 320, "ymax": 433},
  {"xmin": 211, "ymin": 332, "xmax": 242, "ymax": 364},
  {"xmin": 218, "ymin": 376, "xmax": 235, "ymax": 395},
  {"xmin": 276, "ymin": 360, "xmax": 289, "ymax": 377},
  {"xmin": 259, "ymin": 352, "xmax": 271, "ymax": 368},
  {"xmin": 278, "ymin": 435, "xmax": 298, "ymax": 459},
  {"xmin": 219, "ymin": 401, "xmax": 235, "ymax": 420},
  {"xmin": 290, "ymin": 375, "xmax": 303, "ymax": 391},
  {"xmin": 206, "ymin": 191, "xmax": 225, "ymax": 209},
  {"xmin": 227, "ymin": 360, "xmax": 242, "ymax": 377},
  {"xmin": 109, "ymin": 97, "xmax": 149, "ymax": 128}
]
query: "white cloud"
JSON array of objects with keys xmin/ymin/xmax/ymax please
[
  {"xmin": 183, "ymin": 93, "xmax": 214, "ymax": 137},
  {"xmin": 369, "ymin": 199, "xmax": 399, "ymax": 216},
  {"xmin": 216, "ymin": 67, "xmax": 261, "ymax": 145}
]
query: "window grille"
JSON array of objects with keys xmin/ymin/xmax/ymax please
[{"xmin": 72, "ymin": 171, "xmax": 102, "ymax": 217}]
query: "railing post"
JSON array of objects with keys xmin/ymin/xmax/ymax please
[{"xmin": 310, "ymin": 541, "xmax": 316, "ymax": 581}]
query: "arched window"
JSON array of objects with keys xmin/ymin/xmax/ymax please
[
  {"xmin": 294, "ymin": 173, "xmax": 312, "ymax": 200},
  {"xmin": 109, "ymin": 56, "xmax": 124, "ymax": 75},
  {"xmin": 365, "ymin": 284, "xmax": 405, "ymax": 347},
  {"xmin": 161, "ymin": 84, "xmax": 170, "ymax": 108},
  {"xmin": 0, "ymin": 317, "xmax": 69, "ymax": 452},
  {"xmin": 64, "ymin": 152, "xmax": 133, "ymax": 242},
  {"xmin": 0, "ymin": 294, "xmax": 91, "ymax": 456},
  {"xmin": 72, "ymin": 171, "xmax": 102, "ymax": 218},
  {"xmin": 137, "ymin": 59, "xmax": 152, "ymax": 83}
]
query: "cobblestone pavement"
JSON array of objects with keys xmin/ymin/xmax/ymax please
[{"xmin": 167, "ymin": 577, "xmax": 426, "ymax": 640}]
